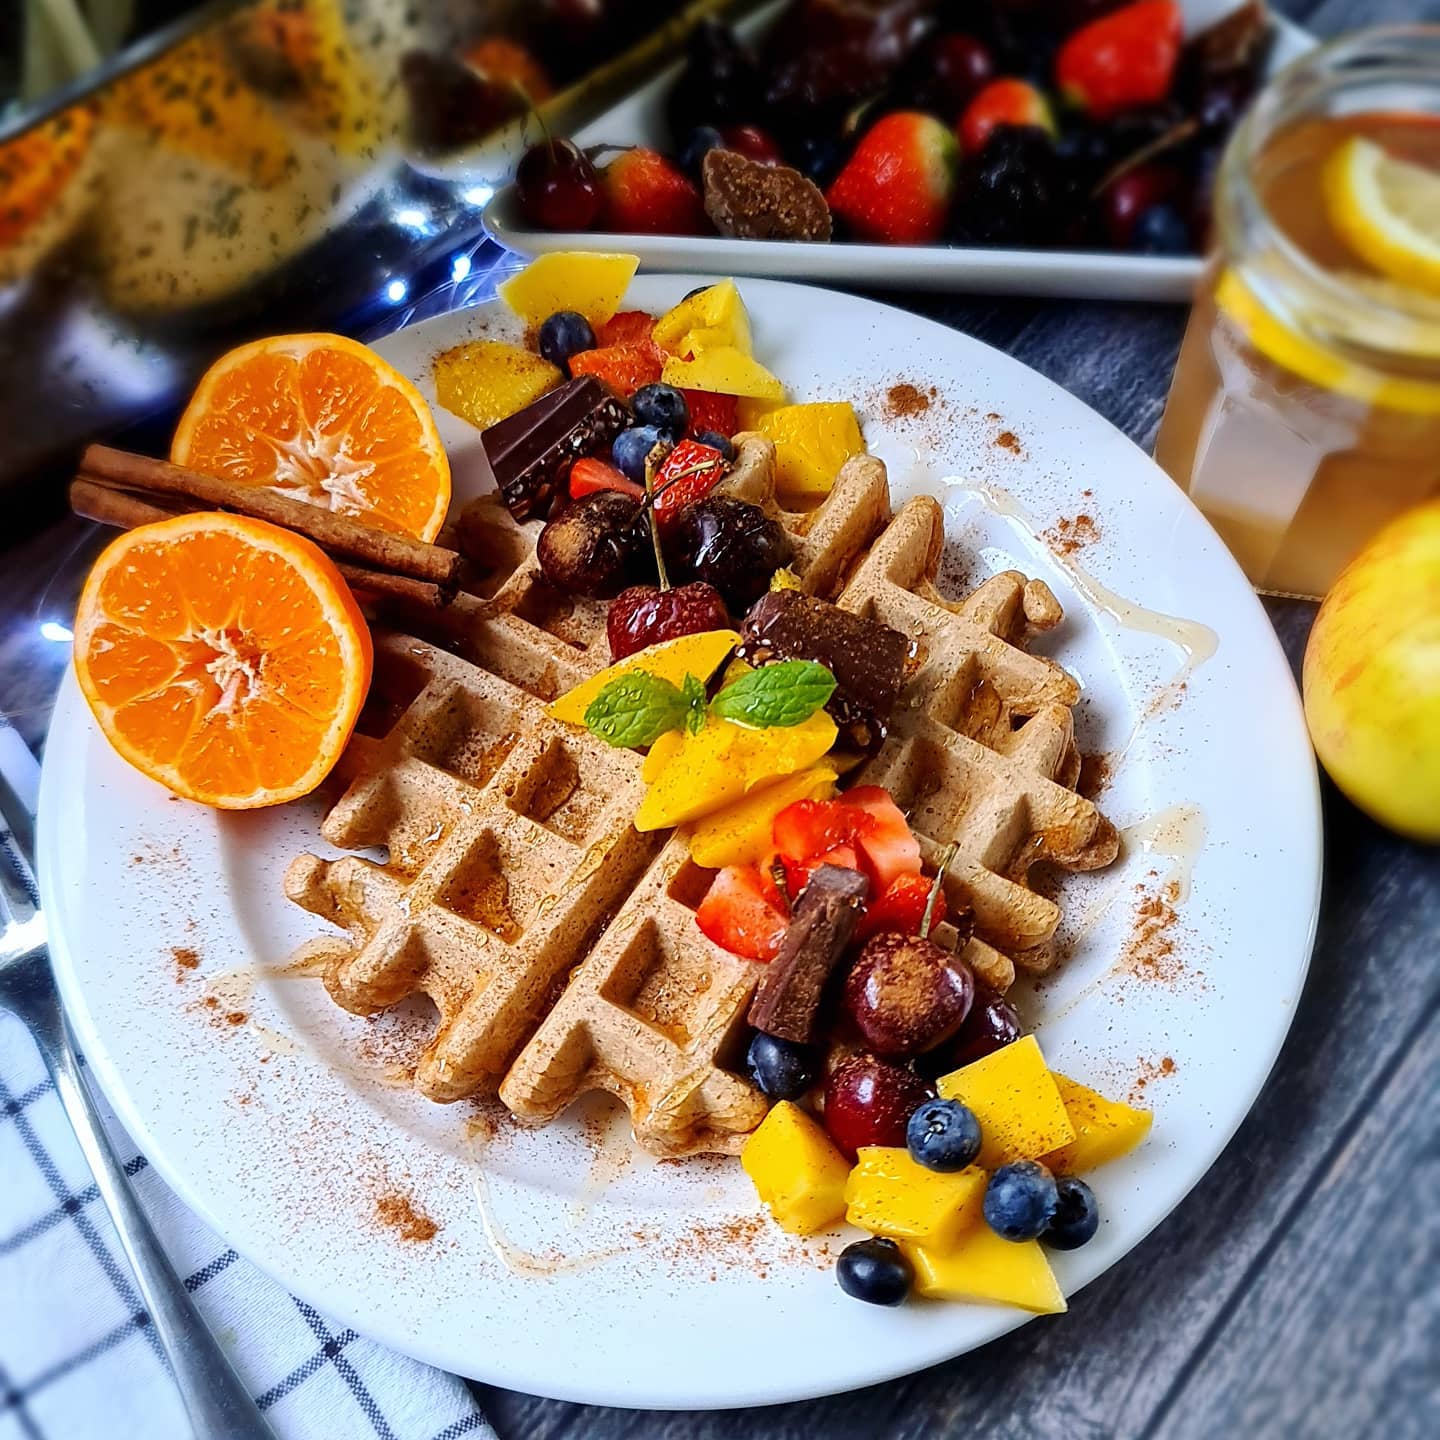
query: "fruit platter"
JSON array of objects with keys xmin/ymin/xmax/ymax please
[
  {"xmin": 40, "ymin": 255, "xmax": 1321, "ymax": 1404},
  {"xmin": 483, "ymin": 0, "xmax": 1314, "ymax": 299}
]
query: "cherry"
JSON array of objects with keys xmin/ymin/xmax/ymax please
[
  {"xmin": 843, "ymin": 932, "xmax": 974, "ymax": 1058},
  {"xmin": 914, "ymin": 985, "xmax": 1022, "ymax": 1079},
  {"xmin": 1099, "ymin": 163, "xmax": 1182, "ymax": 249},
  {"xmin": 516, "ymin": 139, "xmax": 603, "ymax": 231},
  {"xmin": 536, "ymin": 492, "xmax": 651, "ymax": 598},
  {"xmin": 822, "ymin": 1053, "xmax": 933, "ymax": 1156},
  {"xmin": 606, "ymin": 581, "xmax": 731, "ymax": 661},
  {"xmin": 720, "ymin": 124, "xmax": 786, "ymax": 166},
  {"xmin": 923, "ymin": 34, "xmax": 995, "ymax": 117}
]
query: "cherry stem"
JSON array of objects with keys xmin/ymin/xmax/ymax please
[
  {"xmin": 920, "ymin": 842, "xmax": 958, "ymax": 939},
  {"xmin": 643, "ymin": 454, "xmax": 671, "ymax": 591}
]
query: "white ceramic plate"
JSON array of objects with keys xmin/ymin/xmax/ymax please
[
  {"xmin": 482, "ymin": 1, "xmax": 1313, "ymax": 301},
  {"xmin": 39, "ymin": 276, "xmax": 1322, "ymax": 1409}
]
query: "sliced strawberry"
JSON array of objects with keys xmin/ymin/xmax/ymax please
[
  {"xmin": 781, "ymin": 843, "xmax": 866, "ymax": 902},
  {"xmin": 773, "ymin": 798, "xmax": 875, "ymax": 865},
  {"xmin": 855, "ymin": 871, "xmax": 945, "ymax": 942},
  {"xmin": 696, "ymin": 865, "xmax": 788, "ymax": 962},
  {"xmin": 597, "ymin": 310, "xmax": 657, "ymax": 347},
  {"xmin": 652, "ymin": 439, "xmax": 729, "ymax": 530},
  {"xmin": 841, "ymin": 786, "xmax": 923, "ymax": 891},
  {"xmin": 600, "ymin": 148, "xmax": 708, "ymax": 235},
  {"xmin": 681, "ymin": 389, "xmax": 739, "ymax": 438},
  {"xmin": 568, "ymin": 341, "xmax": 664, "ymax": 399},
  {"xmin": 570, "ymin": 456, "xmax": 644, "ymax": 501}
]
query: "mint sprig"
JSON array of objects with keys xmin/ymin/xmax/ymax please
[{"xmin": 581, "ymin": 659, "xmax": 836, "ymax": 750}]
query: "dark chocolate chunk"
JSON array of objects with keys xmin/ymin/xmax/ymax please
[
  {"xmin": 748, "ymin": 864, "xmax": 868, "ymax": 1045},
  {"xmin": 739, "ymin": 589, "xmax": 910, "ymax": 751},
  {"xmin": 479, "ymin": 376, "xmax": 630, "ymax": 523},
  {"xmin": 702, "ymin": 149, "xmax": 832, "ymax": 242}
]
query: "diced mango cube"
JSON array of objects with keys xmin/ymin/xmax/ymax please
[
  {"xmin": 686, "ymin": 764, "xmax": 837, "ymax": 868},
  {"xmin": 741, "ymin": 1101, "xmax": 850, "ymax": 1236},
  {"xmin": 497, "ymin": 251, "xmax": 639, "ymax": 326},
  {"xmin": 661, "ymin": 347, "xmax": 787, "ymax": 401},
  {"xmin": 545, "ymin": 630, "xmax": 740, "ymax": 729},
  {"xmin": 651, "ymin": 279, "xmax": 752, "ymax": 356},
  {"xmin": 937, "ymin": 1035, "xmax": 1075, "ymax": 1169},
  {"xmin": 902, "ymin": 1227, "xmax": 1067, "ymax": 1314},
  {"xmin": 755, "ymin": 402, "xmax": 865, "ymax": 500},
  {"xmin": 844, "ymin": 1148, "xmax": 986, "ymax": 1253},
  {"xmin": 432, "ymin": 340, "xmax": 562, "ymax": 431},
  {"xmin": 635, "ymin": 710, "xmax": 837, "ymax": 831},
  {"xmin": 1042, "ymin": 1073, "xmax": 1152, "ymax": 1175}
]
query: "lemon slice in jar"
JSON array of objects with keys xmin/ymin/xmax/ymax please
[{"xmin": 1322, "ymin": 137, "xmax": 1440, "ymax": 296}]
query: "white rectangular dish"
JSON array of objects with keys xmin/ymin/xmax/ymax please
[{"xmin": 482, "ymin": 0, "xmax": 1313, "ymax": 301}]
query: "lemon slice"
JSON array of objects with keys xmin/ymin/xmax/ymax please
[{"xmin": 1323, "ymin": 137, "xmax": 1440, "ymax": 296}]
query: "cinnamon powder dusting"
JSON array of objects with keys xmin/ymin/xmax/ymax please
[
  {"xmin": 172, "ymin": 946, "xmax": 200, "ymax": 981},
  {"xmin": 994, "ymin": 430, "xmax": 1022, "ymax": 454},
  {"xmin": 1129, "ymin": 1054, "xmax": 1177, "ymax": 1105},
  {"xmin": 1118, "ymin": 876, "xmax": 1186, "ymax": 986},
  {"xmin": 1045, "ymin": 513, "xmax": 1100, "ymax": 557},
  {"xmin": 375, "ymin": 1193, "xmax": 439, "ymax": 1243},
  {"xmin": 882, "ymin": 382, "xmax": 935, "ymax": 419}
]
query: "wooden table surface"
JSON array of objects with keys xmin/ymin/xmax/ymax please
[{"xmin": 2, "ymin": 1, "xmax": 1436, "ymax": 1435}]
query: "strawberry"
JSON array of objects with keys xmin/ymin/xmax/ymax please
[
  {"xmin": 652, "ymin": 439, "xmax": 728, "ymax": 529},
  {"xmin": 825, "ymin": 112, "xmax": 959, "ymax": 245},
  {"xmin": 1055, "ymin": 0, "xmax": 1183, "ymax": 120},
  {"xmin": 680, "ymin": 389, "xmax": 739, "ymax": 438},
  {"xmin": 838, "ymin": 786, "xmax": 922, "ymax": 891},
  {"xmin": 958, "ymin": 79, "xmax": 1056, "ymax": 155},
  {"xmin": 696, "ymin": 865, "xmax": 788, "ymax": 962},
  {"xmin": 568, "ymin": 341, "xmax": 663, "ymax": 398},
  {"xmin": 570, "ymin": 456, "xmax": 644, "ymax": 502},
  {"xmin": 597, "ymin": 310, "xmax": 657, "ymax": 347},
  {"xmin": 855, "ymin": 872, "xmax": 946, "ymax": 942},
  {"xmin": 780, "ymin": 843, "xmax": 864, "ymax": 902},
  {"xmin": 773, "ymin": 798, "xmax": 874, "ymax": 866},
  {"xmin": 600, "ymin": 148, "xmax": 708, "ymax": 235}
]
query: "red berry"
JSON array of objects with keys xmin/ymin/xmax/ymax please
[
  {"xmin": 839, "ymin": 786, "xmax": 921, "ymax": 891},
  {"xmin": 843, "ymin": 933, "xmax": 975, "ymax": 1058},
  {"xmin": 680, "ymin": 389, "xmax": 739, "ymax": 438},
  {"xmin": 927, "ymin": 34, "xmax": 995, "ymax": 117},
  {"xmin": 773, "ymin": 798, "xmax": 874, "ymax": 866},
  {"xmin": 600, "ymin": 147, "xmax": 708, "ymax": 235},
  {"xmin": 515, "ymin": 139, "xmax": 603, "ymax": 231},
  {"xmin": 652, "ymin": 439, "xmax": 729, "ymax": 530},
  {"xmin": 780, "ymin": 842, "xmax": 864, "ymax": 901},
  {"xmin": 720, "ymin": 124, "xmax": 785, "ymax": 166},
  {"xmin": 959, "ymin": 79, "xmax": 1056, "ymax": 155},
  {"xmin": 854, "ymin": 871, "xmax": 945, "ymax": 942},
  {"xmin": 696, "ymin": 864, "xmax": 788, "ymax": 962},
  {"xmin": 1055, "ymin": 0, "xmax": 1183, "ymax": 120},
  {"xmin": 597, "ymin": 310, "xmax": 658, "ymax": 347},
  {"xmin": 826, "ymin": 112, "xmax": 959, "ymax": 245},
  {"xmin": 822, "ymin": 1053, "xmax": 933, "ymax": 1156},
  {"xmin": 606, "ymin": 581, "xmax": 731, "ymax": 660},
  {"xmin": 1100, "ymin": 163, "xmax": 1182, "ymax": 247},
  {"xmin": 568, "ymin": 341, "xmax": 664, "ymax": 399},
  {"xmin": 570, "ymin": 456, "xmax": 644, "ymax": 502}
]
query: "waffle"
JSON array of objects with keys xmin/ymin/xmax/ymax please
[{"xmin": 284, "ymin": 437, "xmax": 1115, "ymax": 1155}]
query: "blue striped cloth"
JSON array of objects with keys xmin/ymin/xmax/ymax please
[{"xmin": 0, "ymin": 714, "xmax": 496, "ymax": 1440}]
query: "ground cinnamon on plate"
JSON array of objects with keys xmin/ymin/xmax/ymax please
[{"xmin": 375, "ymin": 1193, "xmax": 439, "ymax": 1243}]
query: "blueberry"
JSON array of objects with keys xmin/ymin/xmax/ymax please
[
  {"xmin": 905, "ymin": 1098, "xmax": 982, "ymax": 1173},
  {"xmin": 746, "ymin": 1031, "xmax": 819, "ymax": 1101},
  {"xmin": 631, "ymin": 383, "xmax": 690, "ymax": 440},
  {"xmin": 680, "ymin": 125, "xmax": 724, "ymax": 181},
  {"xmin": 1043, "ymin": 1175, "xmax": 1099, "ymax": 1251},
  {"xmin": 1132, "ymin": 204, "xmax": 1192, "ymax": 257},
  {"xmin": 836, "ymin": 1237, "xmax": 912, "ymax": 1306},
  {"xmin": 611, "ymin": 425, "xmax": 671, "ymax": 483},
  {"xmin": 983, "ymin": 1160, "xmax": 1058, "ymax": 1241},
  {"xmin": 538, "ymin": 310, "xmax": 596, "ymax": 369},
  {"xmin": 694, "ymin": 429, "xmax": 735, "ymax": 461}
]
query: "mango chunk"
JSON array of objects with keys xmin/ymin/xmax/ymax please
[
  {"xmin": 641, "ymin": 729, "xmax": 684, "ymax": 785},
  {"xmin": 685, "ymin": 764, "xmax": 838, "ymax": 867},
  {"xmin": 742, "ymin": 1101, "xmax": 850, "ymax": 1236},
  {"xmin": 755, "ymin": 402, "xmax": 865, "ymax": 500},
  {"xmin": 433, "ymin": 340, "xmax": 562, "ymax": 431},
  {"xmin": 902, "ymin": 1227, "xmax": 1067, "ymax": 1314},
  {"xmin": 937, "ymin": 1035, "xmax": 1075, "ymax": 1169},
  {"xmin": 545, "ymin": 630, "xmax": 740, "ymax": 729},
  {"xmin": 844, "ymin": 1148, "xmax": 986, "ymax": 1253},
  {"xmin": 651, "ymin": 278, "xmax": 752, "ymax": 356},
  {"xmin": 1042, "ymin": 1073, "xmax": 1152, "ymax": 1175},
  {"xmin": 661, "ymin": 346, "xmax": 787, "ymax": 401},
  {"xmin": 635, "ymin": 710, "xmax": 837, "ymax": 831},
  {"xmin": 497, "ymin": 251, "xmax": 639, "ymax": 326}
]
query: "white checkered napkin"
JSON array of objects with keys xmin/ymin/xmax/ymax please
[{"xmin": 0, "ymin": 720, "xmax": 496, "ymax": 1440}]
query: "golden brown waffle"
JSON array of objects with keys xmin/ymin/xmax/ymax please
[{"xmin": 285, "ymin": 437, "xmax": 1114, "ymax": 1155}]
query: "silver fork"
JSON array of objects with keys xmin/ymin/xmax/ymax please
[{"xmin": 0, "ymin": 767, "xmax": 275, "ymax": 1439}]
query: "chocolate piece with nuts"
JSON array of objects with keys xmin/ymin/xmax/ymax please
[
  {"xmin": 748, "ymin": 864, "xmax": 868, "ymax": 1044},
  {"xmin": 740, "ymin": 588, "xmax": 909, "ymax": 750},
  {"xmin": 702, "ymin": 149, "xmax": 833, "ymax": 242}
]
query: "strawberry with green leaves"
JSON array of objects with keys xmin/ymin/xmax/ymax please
[
  {"xmin": 825, "ymin": 112, "xmax": 960, "ymax": 245},
  {"xmin": 600, "ymin": 147, "xmax": 708, "ymax": 235}
]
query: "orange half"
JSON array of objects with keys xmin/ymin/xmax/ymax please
[
  {"xmin": 74, "ymin": 512, "xmax": 373, "ymax": 809},
  {"xmin": 172, "ymin": 333, "xmax": 451, "ymax": 542}
]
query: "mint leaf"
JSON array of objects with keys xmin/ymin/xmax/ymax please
[
  {"xmin": 681, "ymin": 673, "xmax": 708, "ymax": 735},
  {"xmin": 710, "ymin": 660, "xmax": 837, "ymax": 729},
  {"xmin": 584, "ymin": 673, "xmax": 689, "ymax": 749}
]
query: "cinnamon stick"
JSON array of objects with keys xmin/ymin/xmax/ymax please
[
  {"xmin": 70, "ymin": 478, "xmax": 450, "ymax": 609},
  {"xmin": 78, "ymin": 445, "xmax": 463, "ymax": 588}
]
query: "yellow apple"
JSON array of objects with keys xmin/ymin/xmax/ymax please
[{"xmin": 1303, "ymin": 500, "xmax": 1440, "ymax": 841}]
